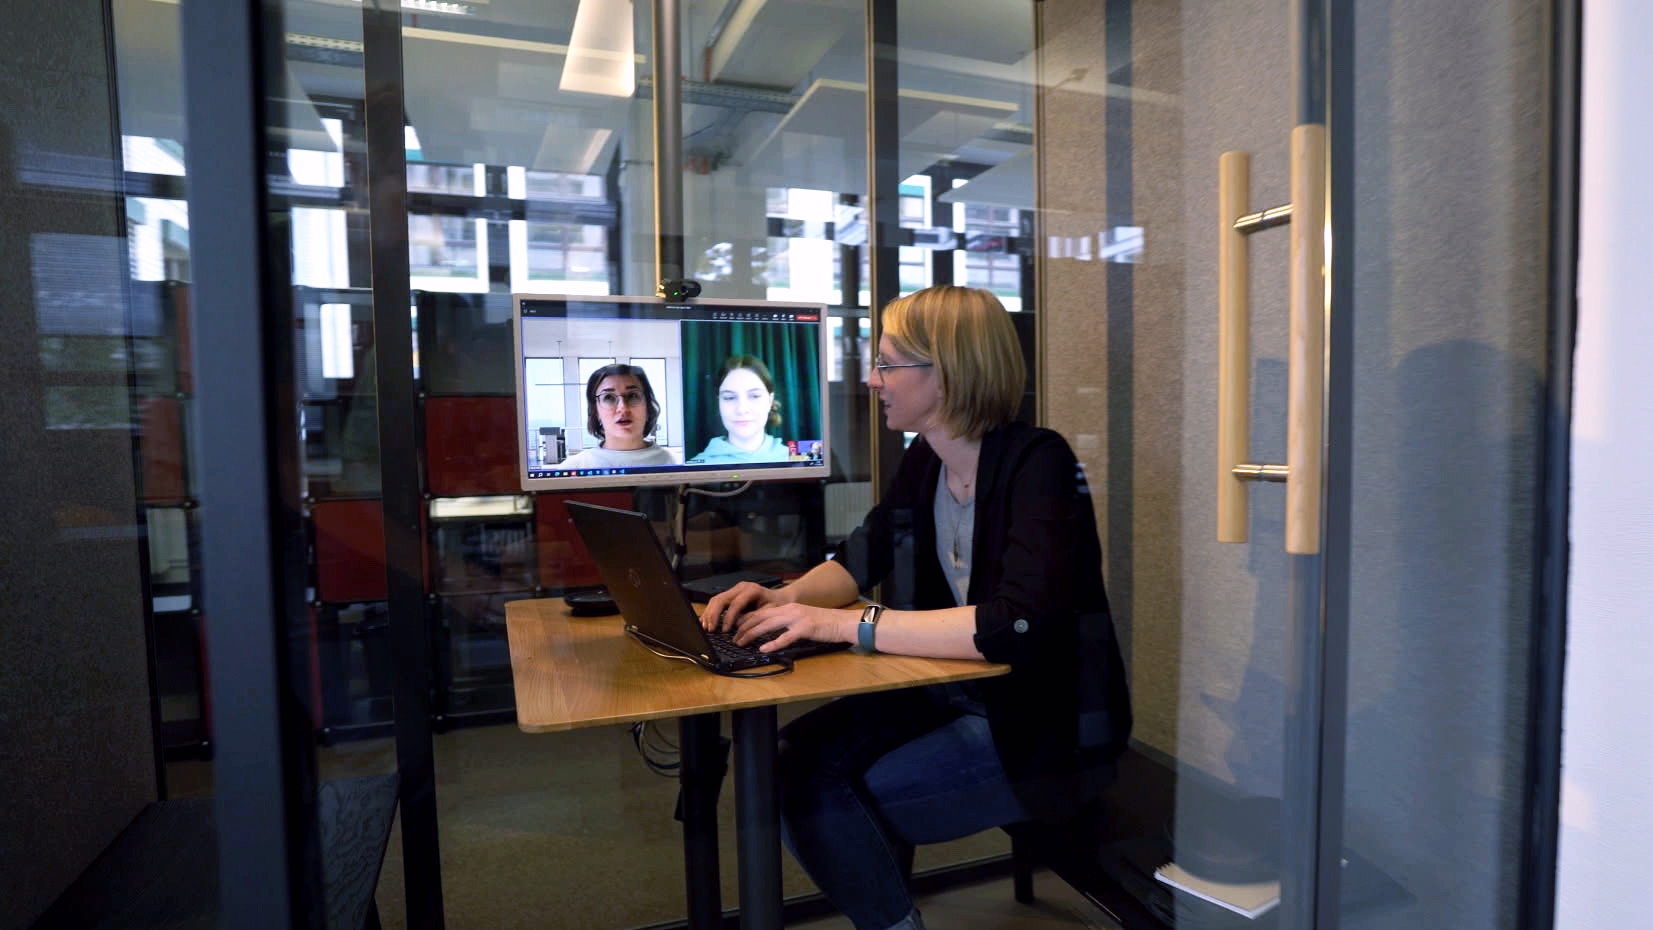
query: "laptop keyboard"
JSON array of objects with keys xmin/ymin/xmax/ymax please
[{"xmin": 705, "ymin": 629, "xmax": 846, "ymax": 668}]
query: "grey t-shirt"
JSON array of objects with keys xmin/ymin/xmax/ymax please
[
  {"xmin": 935, "ymin": 466, "xmax": 984, "ymax": 712},
  {"xmin": 934, "ymin": 466, "xmax": 975, "ymax": 608},
  {"xmin": 559, "ymin": 442, "xmax": 677, "ymax": 470}
]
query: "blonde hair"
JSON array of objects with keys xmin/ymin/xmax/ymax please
[{"xmin": 880, "ymin": 285, "xmax": 1025, "ymax": 440}]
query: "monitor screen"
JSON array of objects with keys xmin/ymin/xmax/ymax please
[{"xmin": 512, "ymin": 294, "xmax": 831, "ymax": 491}]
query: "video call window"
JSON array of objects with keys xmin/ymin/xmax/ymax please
[{"xmin": 513, "ymin": 296, "xmax": 829, "ymax": 492}]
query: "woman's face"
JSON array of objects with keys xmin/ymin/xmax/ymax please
[
  {"xmin": 593, "ymin": 374, "xmax": 648, "ymax": 450},
  {"xmin": 717, "ymin": 367, "xmax": 774, "ymax": 449},
  {"xmin": 868, "ymin": 335, "xmax": 941, "ymax": 435}
]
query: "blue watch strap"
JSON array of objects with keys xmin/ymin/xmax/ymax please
[{"xmin": 856, "ymin": 604, "xmax": 883, "ymax": 652}]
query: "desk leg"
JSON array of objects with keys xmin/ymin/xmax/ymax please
[
  {"xmin": 733, "ymin": 705, "xmax": 782, "ymax": 930},
  {"xmin": 680, "ymin": 713, "xmax": 725, "ymax": 930}
]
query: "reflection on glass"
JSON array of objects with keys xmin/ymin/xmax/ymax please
[
  {"xmin": 289, "ymin": 118, "xmax": 345, "ymax": 187},
  {"xmin": 508, "ymin": 167, "xmax": 605, "ymax": 200},
  {"xmin": 409, "ymin": 214, "xmax": 487, "ymax": 291},
  {"xmin": 293, "ymin": 208, "xmax": 350, "ymax": 287},
  {"xmin": 431, "ymin": 512, "xmax": 535, "ymax": 595},
  {"xmin": 510, "ymin": 221, "xmax": 609, "ymax": 293},
  {"xmin": 123, "ymin": 136, "xmax": 186, "ymax": 176},
  {"xmin": 44, "ymin": 386, "xmax": 128, "ymax": 430},
  {"xmin": 407, "ymin": 161, "xmax": 480, "ymax": 195},
  {"xmin": 146, "ymin": 507, "xmax": 193, "ymax": 593},
  {"xmin": 126, "ymin": 196, "xmax": 190, "ymax": 281},
  {"xmin": 318, "ymin": 602, "xmax": 395, "ymax": 731},
  {"xmin": 416, "ymin": 291, "xmax": 516, "ymax": 395},
  {"xmin": 319, "ymin": 304, "xmax": 355, "ymax": 379},
  {"xmin": 953, "ymin": 200, "xmax": 1025, "ymax": 310},
  {"xmin": 761, "ymin": 188, "xmax": 840, "ymax": 303},
  {"xmin": 297, "ymin": 292, "xmax": 379, "ymax": 497},
  {"xmin": 440, "ymin": 592, "xmax": 534, "ymax": 718}
]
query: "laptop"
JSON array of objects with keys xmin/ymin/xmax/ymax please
[{"xmin": 565, "ymin": 500, "xmax": 850, "ymax": 673}]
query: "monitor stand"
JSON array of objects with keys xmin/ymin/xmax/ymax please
[{"xmin": 668, "ymin": 480, "xmax": 754, "ymax": 578}]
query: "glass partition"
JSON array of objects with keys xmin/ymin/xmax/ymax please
[
  {"xmin": 62, "ymin": 0, "xmax": 1563, "ymax": 928},
  {"xmin": 1035, "ymin": 0, "xmax": 1554, "ymax": 927},
  {"xmin": 880, "ymin": 0, "xmax": 1039, "ymax": 874}
]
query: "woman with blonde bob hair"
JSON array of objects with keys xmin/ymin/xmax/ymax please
[
  {"xmin": 878, "ymin": 284, "xmax": 1026, "ymax": 440},
  {"xmin": 702, "ymin": 285, "xmax": 1132, "ymax": 930}
]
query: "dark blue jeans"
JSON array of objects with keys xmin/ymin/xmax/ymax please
[{"xmin": 777, "ymin": 688, "xmax": 1031, "ymax": 930}]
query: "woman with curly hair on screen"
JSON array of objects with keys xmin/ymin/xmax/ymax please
[{"xmin": 559, "ymin": 364, "xmax": 677, "ymax": 469}]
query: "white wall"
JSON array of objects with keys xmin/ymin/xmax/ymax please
[{"xmin": 1556, "ymin": 1, "xmax": 1653, "ymax": 927}]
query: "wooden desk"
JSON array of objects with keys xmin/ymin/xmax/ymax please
[{"xmin": 505, "ymin": 598, "xmax": 1009, "ymax": 930}]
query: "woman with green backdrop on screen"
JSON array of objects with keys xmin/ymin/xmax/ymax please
[{"xmin": 687, "ymin": 354, "xmax": 792, "ymax": 464}]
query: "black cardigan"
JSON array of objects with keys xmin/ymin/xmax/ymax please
[{"xmin": 836, "ymin": 421, "xmax": 1133, "ymax": 822}]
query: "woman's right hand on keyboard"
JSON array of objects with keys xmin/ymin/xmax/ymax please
[{"xmin": 701, "ymin": 581, "xmax": 792, "ymax": 633}]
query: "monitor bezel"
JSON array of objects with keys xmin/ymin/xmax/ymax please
[{"xmin": 511, "ymin": 293, "xmax": 832, "ymax": 492}]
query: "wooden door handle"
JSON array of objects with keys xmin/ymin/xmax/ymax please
[{"xmin": 1217, "ymin": 124, "xmax": 1326, "ymax": 554}]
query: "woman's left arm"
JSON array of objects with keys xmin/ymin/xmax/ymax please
[
  {"xmin": 970, "ymin": 437, "xmax": 1092, "ymax": 666},
  {"xmin": 857, "ymin": 605, "xmax": 983, "ymax": 658},
  {"xmin": 731, "ymin": 601, "xmax": 983, "ymax": 659}
]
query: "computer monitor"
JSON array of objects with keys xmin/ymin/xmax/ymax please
[{"xmin": 512, "ymin": 294, "xmax": 831, "ymax": 491}]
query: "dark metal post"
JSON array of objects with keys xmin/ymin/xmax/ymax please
[
  {"xmin": 181, "ymin": 0, "xmax": 321, "ymax": 926},
  {"xmin": 928, "ymin": 167, "xmax": 953, "ymax": 287},
  {"xmin": 866, "ymin": 0, "xmax": 905, "ymax": 491},
  {"xmin": 1279, "ymin": 1, "xmax": 1348, "ymax": 927},
  {"xmin": 653, "ymin": 0, "xmax": 685, "ymax": 281},
  {"xmin": 363, "ymin": 4, "xmax": 446, "ymax": 927},
  {"xmin": 651, "ymin": 4, "xmax": 723, "ymax": 925},
  {"xmin": 1519, "ymin": 1, "xmax": 1581, "ymax": 928},
  {"xmin": 733, "ymin": 707, "xmax": 782, "ymax": 930},
  {"xmin": 679, "ymin": 713, "xmax": 725, "ymax": 930}
]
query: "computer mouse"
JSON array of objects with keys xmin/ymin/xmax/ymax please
[{"xmin": 564, "ymin": 585, "xmax": 618, "ymax": 616}]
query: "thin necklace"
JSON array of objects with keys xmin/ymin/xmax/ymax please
[
  {"xmin": 948, "ymin": 462, "xmax": 976, "ymax": 502},
  {"xmin": 943, "ymin": 465, "xmax": 975, "ymax": 568}
]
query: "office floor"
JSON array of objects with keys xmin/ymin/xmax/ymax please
[
  {"xmin": 786, "ymin": 875, "xmax": 1117, "ymax": 930},
  {"xmin": 168, "ymin": 716, "xmax": 1117, "ymax": 930}
]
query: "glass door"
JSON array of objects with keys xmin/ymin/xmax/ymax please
[
  {"xmin": 1035, "ymin": 1, "xmax": 1557, "ymax": 927},
  {"xmin": 103, "ymin": 0, "xmax": 1563, "ymax": 926}
]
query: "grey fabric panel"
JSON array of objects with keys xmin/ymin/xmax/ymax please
[{"xmin": 0, "ymin": 4, "xmax": 157, "ymax": 926}]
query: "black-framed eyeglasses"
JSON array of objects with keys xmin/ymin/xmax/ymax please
[{"xmin": 595, "ymin": 390, "xmax": 645, "ymax": 409}]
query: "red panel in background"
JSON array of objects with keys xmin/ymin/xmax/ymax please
[
  {"xmin": 424, "ymin": 395, "xmax": 520, "ymax": 497},
  {"xmin": 138, "ymin": 396, "xmax": 187, "ymax": 504},
  {"xmin": 313, "ymin": 499, "xmax": 391, "ymax": 603},
  {"xmin": 536, "ymin": 492, "xmax": 633, "ymax": 588}
]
